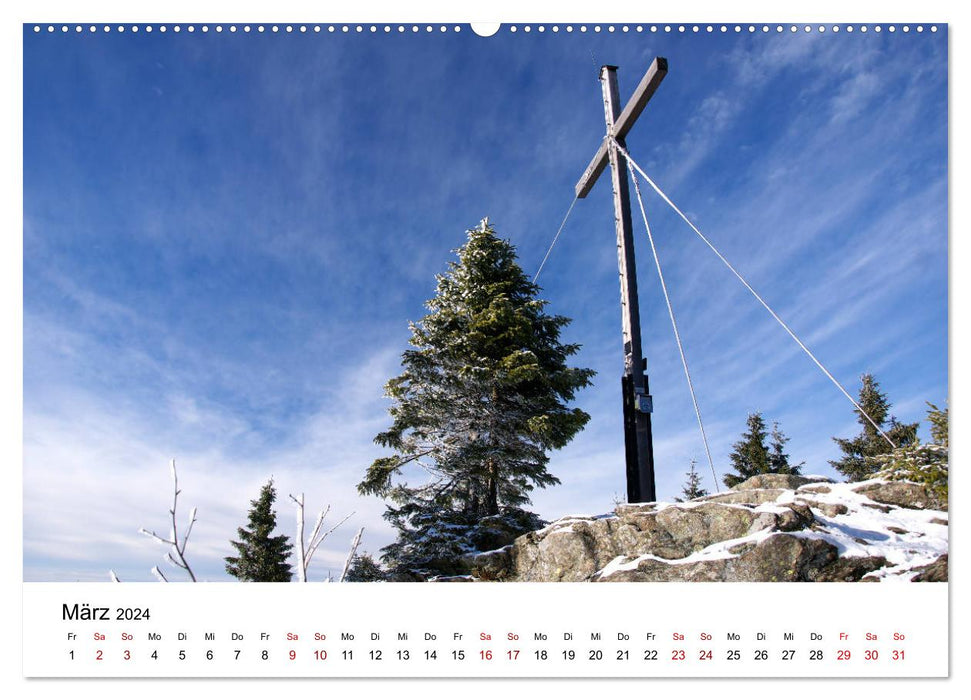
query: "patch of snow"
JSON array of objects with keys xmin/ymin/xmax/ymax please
[
  {"xmin": 786, "ymin": 479, "xmax": 946, "ymax": 579},
  {"xmin": 594, "ymin": 478, "xmax": 946, "ymax": 582},
  {"xmin": 595, "ymin": 528, "xmax": 779, "ymax": 579},
  {"xmin": 753, "ymin": 501, "xmax": 792, "ymax": 514}
]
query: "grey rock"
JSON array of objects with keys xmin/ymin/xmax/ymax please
[
  {"xmin": 653, "ymin": 503, "xmax": 768, "ymax": 553},
  {"xmin": 726, "ymin": 535, "xmax": 837, "ymax": 582},
  {"xmin": 505, "ymin": 501, "xmax": 827, "ymax": 582},
  {"xmin": 795, "ymin": 497, "xmax": 849, "ymax": 518},
  {"xmin": 853, "ymin": 481, "xmax": 946, "ymax": 511},
  {"xmin": 815, "ymin": 556, "xmax": 889, "ymax": 582},
  {"xmin": 471, "ymin": 546, "xmax": 514, "ymax": 581},
  {"xmin": 797, "ymin": 483, "xmax": 833, "ymax": 495},
  {"xmin": 910, "ymin": 555, "xmax": 948, "ymax": 582},
  {"xmin": 472, "ymin": 478, "xmax": 944, "ymax": 584},
  {"xmin": 698, "ymin": 489, "xmax": 786, "ymax": 506},
  {"xmin": 615, "ymin": 503, "xmax": 658, "ymax": 517},
  {"xmin": 775, "ymin": 504, "xmax": 815, "ymax": 532},
  {"xmin": 595, "ymin": 535, "xmax": 838, "ymax": 582},
  {"xmin": 861, "ymin": 502, "xmax": 893, "ymax": 513},
  {"xmin": 508, "ymin": 502, "xmax": 799, "ymax": 582},
  {"xmin": 732, "ymin": 474, "xmax": 829, "ymax": 491},
  {"xmin": 511, "ymin": 520, "xmax": 614, "ymax": 582}
]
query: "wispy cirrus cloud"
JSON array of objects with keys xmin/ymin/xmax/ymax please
[
  {"xmin": 23, "ymin": 345, "xmax": 402, "ymax": 582},
  {"xmin": 22, "ymin": 28, "xmax": 946, "ymax": 582}
]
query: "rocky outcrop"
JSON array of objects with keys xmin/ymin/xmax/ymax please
[
  {"xmin": 471, "ymin": 474, "xmax": 948, "ymax": 583},
  {"xmin": 852, "ymin": 481, "xmax": 946, "ymax": 511},
  {"xmin": 909, "ymin": 554, "xmax": 948, "ymax": 582}
]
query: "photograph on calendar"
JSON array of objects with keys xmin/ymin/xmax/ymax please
[{"xmin": 23, "ymin": 22, "xmax": 947, "ymax": 586}]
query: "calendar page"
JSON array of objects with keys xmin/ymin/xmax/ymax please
[{"xmin": 15, "ymin": 0, "xmax": 955, "ymax": 693}]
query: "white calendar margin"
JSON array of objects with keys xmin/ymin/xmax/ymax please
[{"xmin": 6, "ymin": 0, "xmax": 963, "ymax": 697}]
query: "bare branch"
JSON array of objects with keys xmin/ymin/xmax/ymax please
[
  {"xmin": 109, "ymin": 570, "xmax": 121, "ymax": 583},
  {"xmin": 339, "ymin": 527, "xmax": 365, "ymax": 582},
  {"xmin": 139, "ymin": 528, "xmax": 173, "ymax": 546},
  {"xmin": 151, "ymin": 566, "xmax": 169, "ymax": 583},
  {"xmin": 305, "ymin": 505, "xmax": 331, "ymax": 556},
  {"xmin": 138, "ymin": 460, "xmax": 197, "ymax": 582},
  {"xmin": 306, "ymin": 511, "xmax": 354, "ymax": 564},
  {"xmin": 289, "ymin": 493, "xmax": 307, "ymax": 582},
  {"xmin": 183, "ymin": 507, "xmax": 198, "ymax": 546},
  {"xmin": 290, "ymin": 494, "xmax": 353, "ymax": 581}
]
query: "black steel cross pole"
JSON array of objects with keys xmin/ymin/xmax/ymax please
[{"xmin": 575, "ymin": 58, "xmax": 668, "ymax": 503}]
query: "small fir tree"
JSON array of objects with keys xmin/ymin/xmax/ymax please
[
  {"xmin": 358, "ymin": 219, "xmax": 594, "ymax": 578},
  {"xmin": 343, "ymin": 553, "xmax": 389, "ymax": 582},
  {"xmin": 723, "ymin": 412, "xmax": 771, "ymax": 488},
  {"xmin": 830, "ymin": 374, "xmax": 919, "ymax": 482},
  {"xmin": 676, "ymin": 459, "xmax": 709, "ymax": 502},
  {"xmin": 723, "ymin": 413, "xmax": 802, "ymax": 488},
  {"xmin": 927, "ymin": 402, "xmax": 948, "ymax": 447},
  {"xmin": 225, "ymin": 480, "xmax": 294, "ymax": 582},
  {"xmin": 872, "ymin": 402, "xmax": 949, "ymax": 508},
  {"xmin": 768, "ymin": 422, "xmax": 803, "ymax": 476}
]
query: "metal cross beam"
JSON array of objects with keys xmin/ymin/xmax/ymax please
[{"xmin": 574, "ymin": 58, "xmax": 668, "ymax": 504}]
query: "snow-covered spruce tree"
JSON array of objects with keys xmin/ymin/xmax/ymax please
[
  {"xmin": 829, "ymin": 374, "xmax": 918, "ymax": 482},
  {"xmin": 225, "ymin": 479, "xmax": 294, "ymax": 582},
  {"xmin": 675, "ymin": 459, "xmax": 708, "ymax": 502},
  {"xmin": 358, "ymin": 220, "xmax": 595, "ymax": 579}
]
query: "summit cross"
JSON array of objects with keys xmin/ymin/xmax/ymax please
[{"xmin": 575, "ymin": 58, "xmax": 668, "ymax": 503}]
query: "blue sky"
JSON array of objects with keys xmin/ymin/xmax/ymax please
[{"xmin": 23, "ymin": 24, "xmax": 947, "ymax": 581}]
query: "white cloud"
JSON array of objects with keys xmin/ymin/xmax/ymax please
[{"xmin": 23, "ymin": 349, "xmax": 402, "ymax": 582}]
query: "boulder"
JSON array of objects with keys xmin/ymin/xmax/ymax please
[
  {"xmin": 853, "ymin": 481, "xmax": 946, "ymax": 511},
  {"xmin": 698, "ymin": 489, "xmax": 786, "ymax": 506},
  {"xmin": 910, "ymin": 555, "xmax": 948, "ymax": 582},
  {"xmin": 732, "ymin": 474, "xmax": 829, "ymax": 491},
  {"xmin": 775, "ymin": 503, "xmax": 815, "ymax": 531},
  {"xmin": 511, "ymin": 520, "xmax": 614, "ymax": 582},
  {"xmin": 595, "ymin": 535, "xmax": 839, "ymax": 582},
  {"xmin": 815, "ymin": 556, "xmax": 889, "ymax": 582},
  {"xmin": 797, "ymin": 483, "xmax": 833, "ymax": 495},
  {"xmin": 726, "ymin": 535, "xmax": 838, "ymax": 582},
  {"xmin": 470, "ymin": 546, "xmax": 514, "ymax": 581},
  {"xmin": 500, "ymin": 501, "xmax": 826, "ymax": 582},
  {"xmin": 794, "ymin": 497, "xmax": 849, "ymax": 518},
  {"xmin": 651, "ymin": 502, "xmax": 772, "ymax": 554}
]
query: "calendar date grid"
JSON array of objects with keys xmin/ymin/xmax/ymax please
[{"xmin": 24, "ymin": 583, "xmax": 946, "ymax": 678}]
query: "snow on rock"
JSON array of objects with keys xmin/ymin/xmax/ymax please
[{"xmin": 471, "ymin": 473, "xmax": 947, "ymax": 583}]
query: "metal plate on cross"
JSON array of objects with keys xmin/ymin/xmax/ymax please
[{"xmin": 635, "ymin": 393, "xmax": 653, "ymax": 414}]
